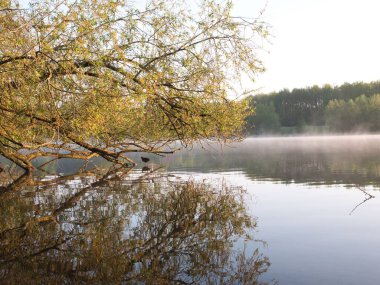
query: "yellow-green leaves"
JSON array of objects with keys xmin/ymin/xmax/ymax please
[{"xmin": 0, "ymin": 0, "xmax": 267, "ymax": 169}]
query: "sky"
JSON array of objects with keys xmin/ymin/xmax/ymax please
[
  {"xmin": 18, "ymin": 0, "xmax": 380, "ymax": 94},
  {"xmin": 233, "ymin": 0, "xmax": 380, "ymax": 93}
]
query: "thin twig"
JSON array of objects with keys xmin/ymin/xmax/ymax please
[{"xmin": 349, "ymin": 185, "xmax": 375, "ymax": 215}]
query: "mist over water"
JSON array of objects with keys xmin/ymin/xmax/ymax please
[
  {"xmin": 153, "ymin": 134, "xmax": 380, "ymax": 187},
  {"xmin": 1, "ymin": 134, "xmax": 380, "ymax": 285},
  {"xmin": 155, "ymin": 135, "xmax": 380, "ymax": 285}
]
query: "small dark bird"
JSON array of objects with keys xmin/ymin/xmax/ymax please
[
  {"xmin": 141, "ymin": 156, "xmax": 150, "ymax": 163},
  {"xmin": 142, "ymin": 166, "xmax": 151, "ymax": 172}
]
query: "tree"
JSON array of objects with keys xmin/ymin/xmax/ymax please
[
  {"xmin": 325, "ymin": 94, "xmax": 380, "ymax": 132},
  {"xmin": 249, "ymin": 81, "xmax": 380, "ymax": 130},
  {"xmin": 247, "ymin": 102, "xmax": 280, "ymax": 134},
  {"xmin": 0, "ymin": 0, "xmax": 268, "ymax": 171}
]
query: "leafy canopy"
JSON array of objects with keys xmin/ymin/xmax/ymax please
[{"xmin": 0, "ymin": 0, "xmax": 267, "ymax": 170}]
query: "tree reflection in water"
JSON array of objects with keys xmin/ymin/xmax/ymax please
[{"xmin": 0, "ymin": 168, "xmax": 272, "ymax": 284}]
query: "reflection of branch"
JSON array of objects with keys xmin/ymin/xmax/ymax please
[
  {"xmin": 0, "ymin": 166, "xmax": 133, "ymax": 237},
  {"xmin": 0, "ymin": 166, "xmax": 138, "ymax": 266},
  {"xmin": 0, "ymin": 171, "xmax": 32, "ymax": 195},
  {"xmin": 0, "ymin": 161, "xmax": 124, "ymax": 196},
  {"xmin": 2, "ymin": 235, "xmax": 73, "ymax": 264},
  {"xmin": 0, "ymin": 164, "xmax": 168, "ymax": 241},
  {"xmin": 0, "ymin": 168, "xmax": 271, "ymax": 284},
  {"xmin": 356, "ymin": 186, "xmax": 375, "ymax": 198},
  {"xmin": 52, "ymin": 168, "xmax": 132, "ymax": 216},
  {"xmin": 349, "ymin": 186, "xmax": 375, "ymax": 215}
]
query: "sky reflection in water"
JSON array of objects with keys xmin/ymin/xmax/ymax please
[
  {"xmin": 160, "ymin": 135, "xmax": 380, "ymax": 285},
  {"xmin": 1, "ymin": 135, "xmax": 380, "ymax": 284},
  {"xmin": 0, "ymin": 169, "xmax": 270, "ymax": 284}
]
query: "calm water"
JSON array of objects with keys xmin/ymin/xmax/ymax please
[{"xmin": 1, "ymin": 135, "xmax": 380, "ymax": 284}]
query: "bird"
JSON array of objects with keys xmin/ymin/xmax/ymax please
[
  {"xmin": 141, "ymin": 156, "xmax": 150, "ymax": 163},
  {"xmin": 142, "ymin": 166, "xmax": 151, "ymax": 172}
]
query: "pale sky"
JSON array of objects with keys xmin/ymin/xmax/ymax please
[
  {"xmin": 233, "ymin": 0, "xmax": 380, "ymax": 93},
  {"xmin": 19, "ymin": 0, "xmax": 380, "ymax": 93}
]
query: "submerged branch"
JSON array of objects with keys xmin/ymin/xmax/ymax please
[{"xmin": 349, "ymin": 186, "xmax": 375, "ymax": 215}]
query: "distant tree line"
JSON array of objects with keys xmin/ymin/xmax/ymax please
[{"xmin": 246, "ymin": 81, "xmax": 380, "ymax": 134}]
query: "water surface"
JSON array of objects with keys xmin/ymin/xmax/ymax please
[{"xmin": 1, "ymin": 135, "xmax": 380, "ymax": 284}]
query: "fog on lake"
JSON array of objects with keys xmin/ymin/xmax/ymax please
[{"xmin": 1, "ymin": 135, "xmax": 380, "ymax": 284}]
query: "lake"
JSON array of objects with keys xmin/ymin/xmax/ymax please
[{"xmin": 1, "ymin": 135, "xmax": 380, "ymax": 284}]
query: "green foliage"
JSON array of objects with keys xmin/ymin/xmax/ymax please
[
  {"xmin": 326, "ymin": 94, "xmax": 380, "ymax": 132},
  {"xmin": 246, "ymin": 81, "xmax": 380, "ymax": 134},
  {"xmin": 247, "ymin": 102, "xmax": 280, "ymax": 134},
  {"xmin": 0, "ymin": 0, "xmax": 268, "ymax": 170}
]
